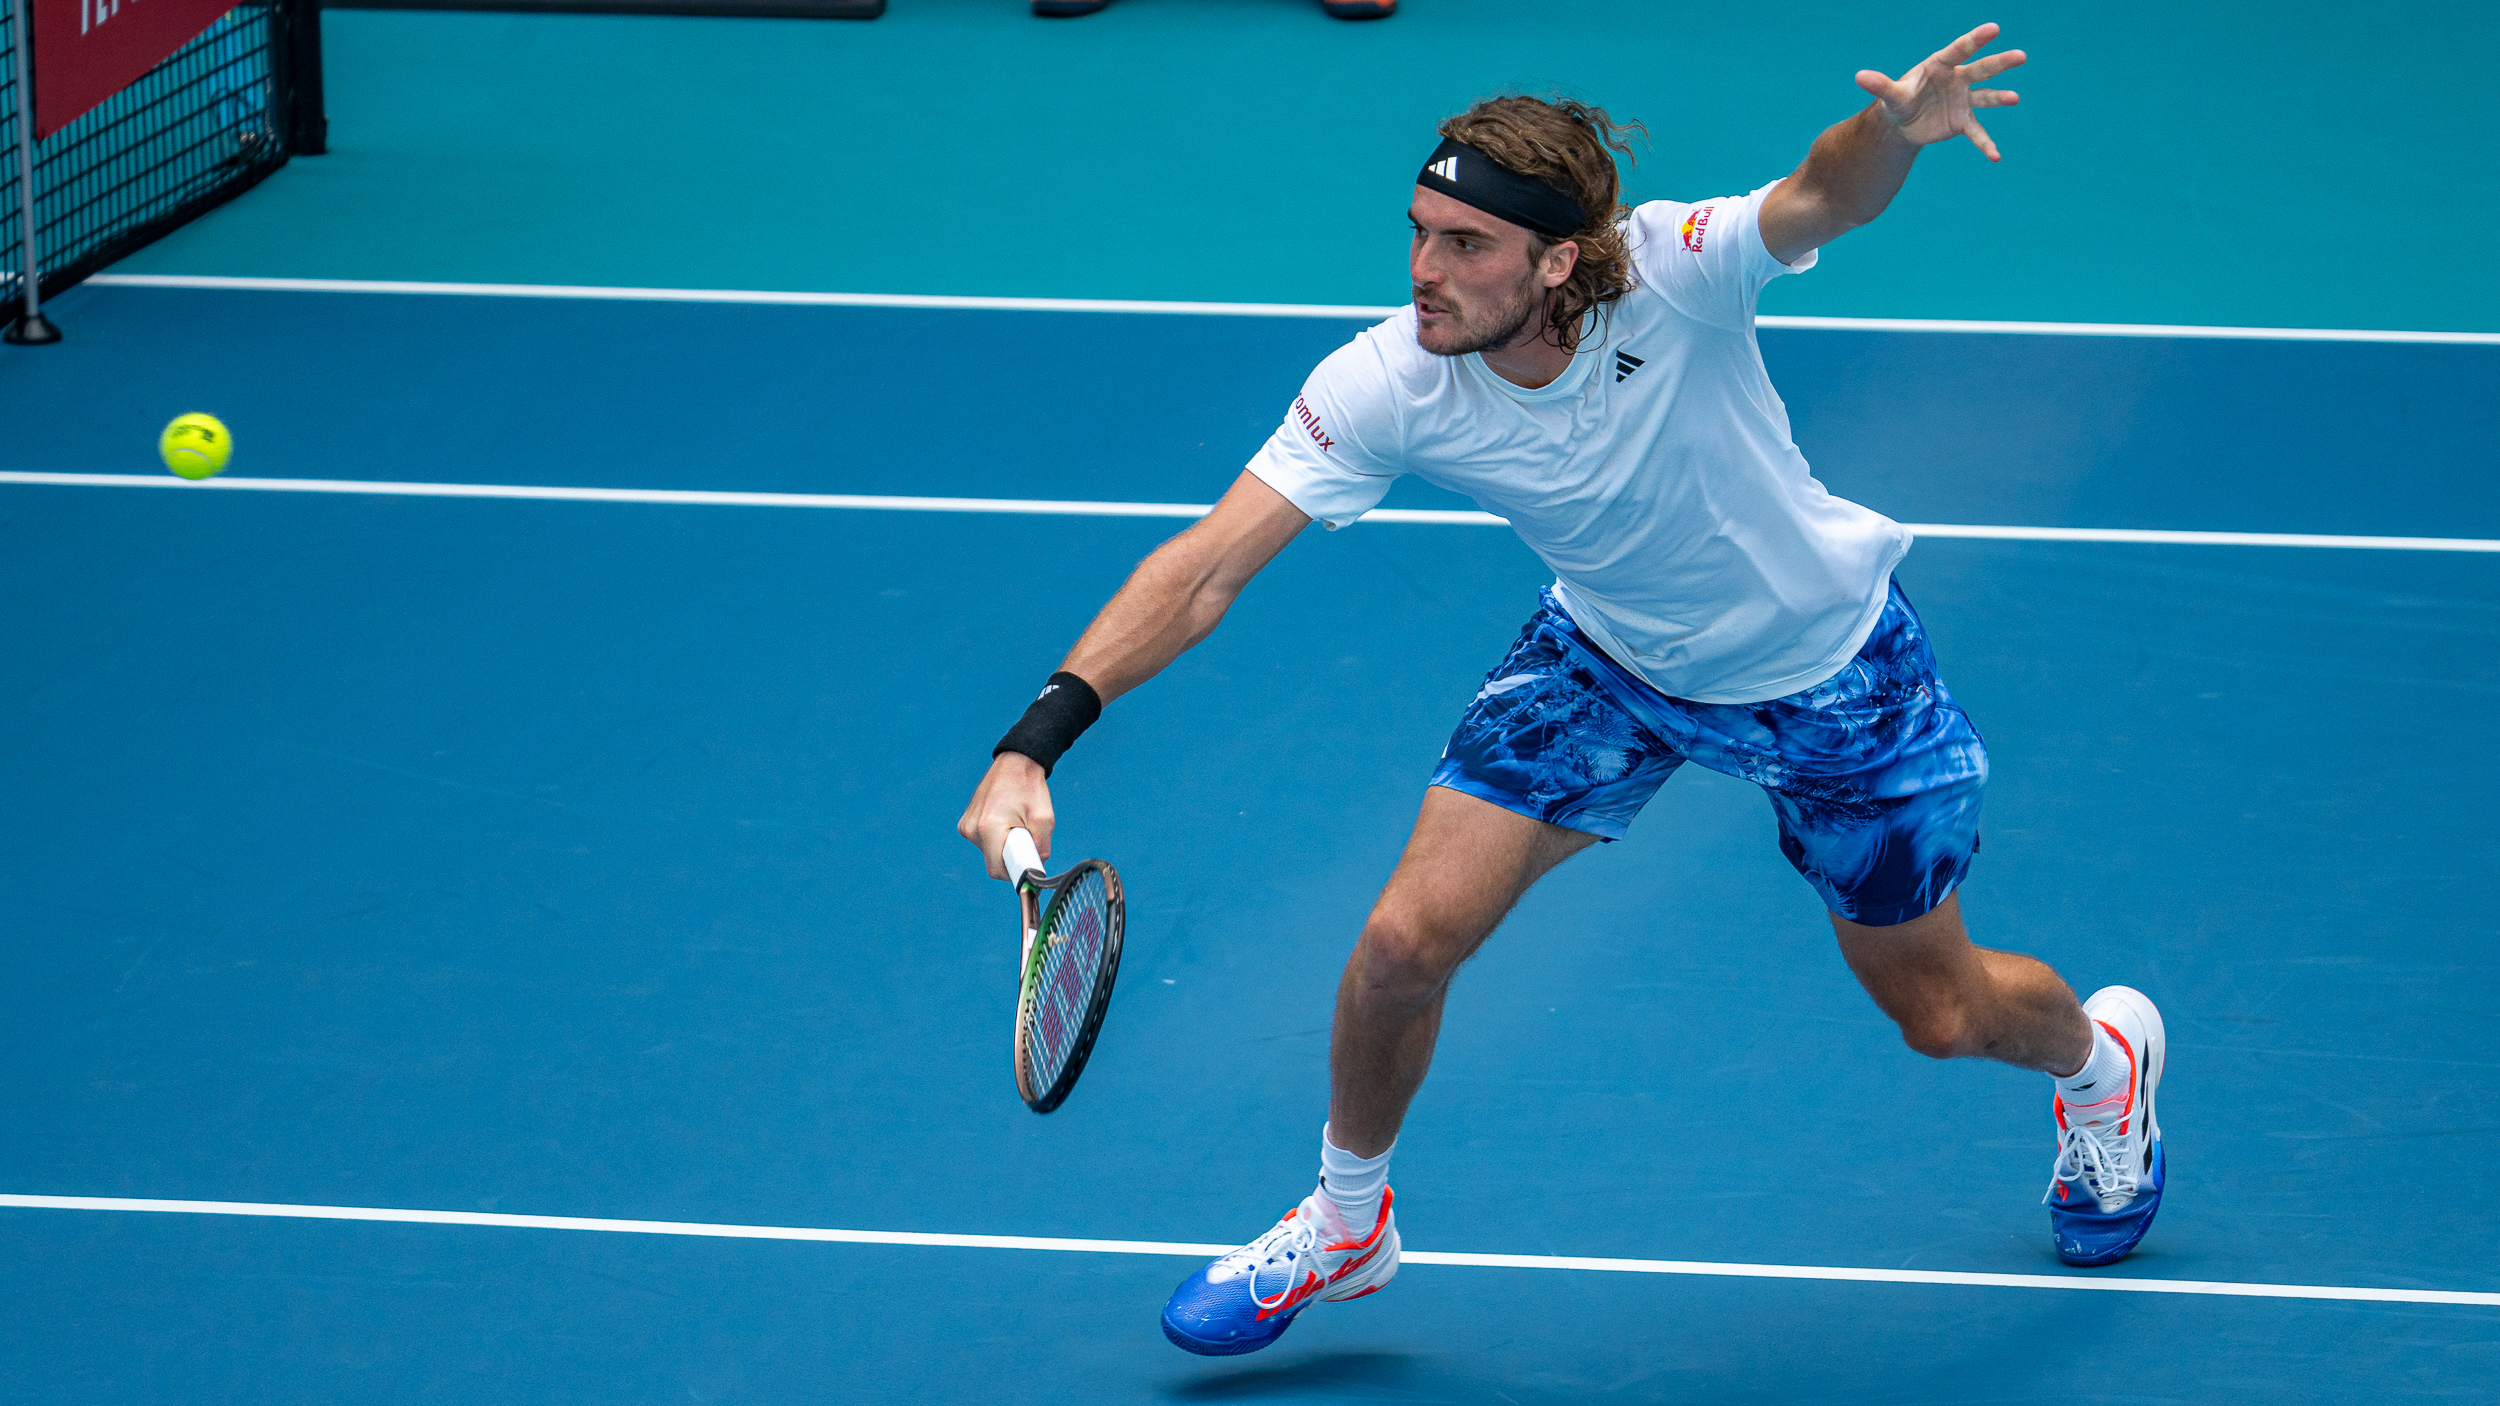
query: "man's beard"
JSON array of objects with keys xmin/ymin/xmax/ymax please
[{"xmin": 1416, "ymin": 272, "xmax": 1543, "ymax": 357}]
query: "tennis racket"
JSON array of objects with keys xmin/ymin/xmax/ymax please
[{"xmin": 1001, "ymin": 826, "xmax": 1125, "ymax": 1114}]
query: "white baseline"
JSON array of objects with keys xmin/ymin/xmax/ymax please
[
  {"xmin": 2, "ymin": 1194, "xmax": 2492, "ymax": 1307},
  {"xmin": 82, "ymin": 273, "xmax": 2500, "ymax": 345},
  {"xmin": 3, "ymin": 472, "xmax": 2496, "ymax": 553}
]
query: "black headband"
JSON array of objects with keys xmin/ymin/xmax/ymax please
[{"xmin": 1415, "ymin": 136, "xmax": 1587, "ymax": 239}]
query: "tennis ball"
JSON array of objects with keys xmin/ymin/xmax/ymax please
[{"xmin": 160, "ymin": 413, "xmax": 232, "ymax": 480}]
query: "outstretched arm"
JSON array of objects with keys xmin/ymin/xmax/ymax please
[
  {"xmin": 1057, "ymin": 471, "xmax": 1312, "ymax": 703},
  {"xmin": 1759, "ymin": 22, "xmax": 2026, "ymax": 266},
  {"xmin": 957, "ymin": 470, "xmax": 1311, "ymax": 876}
]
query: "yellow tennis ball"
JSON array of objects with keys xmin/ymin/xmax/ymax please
[{"xmin": 160, "ymin": 413, "xmax": 232, "ymax": 480}]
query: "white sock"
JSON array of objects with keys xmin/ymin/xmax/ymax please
[
  {"xmin": 2053, "ymin": 1019, "xmax": 2128, "ymax": 1115},
  {"xmin": 1319, "ymin": 1123, "xmax": 1393, "ymax": 1230}
]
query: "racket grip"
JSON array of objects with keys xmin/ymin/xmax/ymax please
[{"xmin": 1002, "ymin": 827, "xmax": 1044, "ymax": 885}]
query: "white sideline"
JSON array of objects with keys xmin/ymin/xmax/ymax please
[
  {"xmin": 3, "ymin": 1194, "xmax": 2494, "ymax": 1307},
  {"xmin": 85, "ymin": 274, "xmax": 1397, "ymax": 322},
  {"xmin": 80, "ymin": 273, "xmax": 2500, "ymax": 344},
  {"xmin": 4, "ymin": 472, "xmax": 2498, "ymax": 553}
]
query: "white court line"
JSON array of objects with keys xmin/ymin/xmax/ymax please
[
  {"xmin": 0, "ymin": 472, "xmax": 1225, "ymax": 520},
  {"xmin": 84, "ymin": 274, "xmax": 1398, "ymax": 322},
  {"xmin": 1897, "ymin": 522, "xmax": 2500, "ymax": 552},
  {"xmin": 3, "ymin": 1194, "xmax": 2494, "ymax": 1307},
  {"xmin": 80, "ymin": 274, "xmax": 2500, "ymax": 345},
  {"xmin": 5, "ymin": 472, "xmax": 2498, "ymax": 552},
  {"xmin": 1759, "ymin": 314, "xmax": 2500, "ymax": 345}
]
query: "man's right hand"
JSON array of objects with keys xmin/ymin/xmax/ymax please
[{"xmin": 959, "ymin": 751, "xmax": 1054, "ymax": 880}]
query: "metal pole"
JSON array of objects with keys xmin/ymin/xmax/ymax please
[
  {"xmin": 285, "ymin": 0, "xmax": 326, "ymax": 157},
  {"xmin": 4, "ymin": 0, "xmax": 58, "ymax": 345}
]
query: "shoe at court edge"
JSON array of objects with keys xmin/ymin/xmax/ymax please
[
  {"xmin": 2046, "ymin": 985, "xmax": 2167, "ymax": 1266},
  {"xmin": 1160, "ymin": 1185, "xmax": 1400, "ymax": 1355}
]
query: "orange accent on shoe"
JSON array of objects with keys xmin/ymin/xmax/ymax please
[
  {"xmin": 1321, "ymin": 1186, "xmax": 1394, "ymax": 1255},
  {"xmin": 1253, "ymin": 1271, "xmax": 1323, "ymax": 1321}
]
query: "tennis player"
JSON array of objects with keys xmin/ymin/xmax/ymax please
[{"xmin": 959, "ymin": 22, "xmax": 2167, "ymax": 1355}]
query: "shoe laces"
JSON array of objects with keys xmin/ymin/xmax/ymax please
[
  {"xmin": 2044, "ymin": 1100, "xmax": 2139, "ymax": 1210},
  {"xmin": 1219, "ymin": 1197, "xmax": 1328, "ymax": 1288}
]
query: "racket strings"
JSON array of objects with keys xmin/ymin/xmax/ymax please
[{"xmin": 1029, "ymin": 873, "xmax": 1110, "ymax": 1080}]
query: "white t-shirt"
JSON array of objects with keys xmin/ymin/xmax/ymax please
[{"xmin": 1246, "ymin": 182, "xmax": 1910, "ymax": 705}]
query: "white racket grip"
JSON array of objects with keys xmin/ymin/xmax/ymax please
[{"xmin": 1002, "ymin": 827, "xmax": 1044, "ymax": 886}]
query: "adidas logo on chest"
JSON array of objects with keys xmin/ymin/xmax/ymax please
[{"xmin": 1614, "ymin": 349, "xmax": 1645, "ymax": 383}]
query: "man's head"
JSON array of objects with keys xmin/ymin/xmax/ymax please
[{"xmin": 1408, "ymin": 96, "xmax": 1643, "ymax": 358}]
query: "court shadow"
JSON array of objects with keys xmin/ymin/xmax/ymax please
[{"xmin": 1166, "ymin": 1349, "xmax": 1430, "ymax": 1400}]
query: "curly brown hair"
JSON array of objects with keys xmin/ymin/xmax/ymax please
[{"xmin": 1437, "ymin": 95, "xmax": 1646, "ymax": 350}]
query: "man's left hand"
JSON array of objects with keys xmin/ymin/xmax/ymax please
[{"xmin": 1856, "ymin": 22, "xmax": 2026, "ymax": 161}]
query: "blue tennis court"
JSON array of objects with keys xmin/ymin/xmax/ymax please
[{"xmin": 6, "ymin": 5, "xmax": 2499, "ymax": 1402}]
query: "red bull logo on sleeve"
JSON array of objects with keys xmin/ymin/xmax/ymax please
[{"xmin": 1680, "ymin": 205, "xmax": 1713, "ymax": 252}]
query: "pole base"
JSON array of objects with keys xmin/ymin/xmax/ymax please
[{"xmin": 4, "ymin": 309, "xmax": 61, "ymax": 344}]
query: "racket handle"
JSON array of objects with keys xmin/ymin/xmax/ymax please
[{"xmin": 1002, "ymin": 827, "xmax": 1044, "ymax": 885}]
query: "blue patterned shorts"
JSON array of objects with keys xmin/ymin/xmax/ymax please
[{"xmin": 1429, "ymin": 580, "xmax": 1989, "ymax": 926}]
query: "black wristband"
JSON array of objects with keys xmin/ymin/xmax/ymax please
[{"xmin": 993, "ymin": 671, "xmax": 1102, "ymax": 777}]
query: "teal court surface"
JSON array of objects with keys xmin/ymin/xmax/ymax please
[{"xmin": 5, "ymin": 4, "xmax": 2500, "ymax": 1402}]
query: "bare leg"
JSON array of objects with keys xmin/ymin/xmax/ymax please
[
  {"xmin": 1831, "ymin": 892, "xmax": 2093, "ymax": 1074},
  {"xmin": 1327, "ymin": 787, "xmax": 1601, "ymax": 1157}
]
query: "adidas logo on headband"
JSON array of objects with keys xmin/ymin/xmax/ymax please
[{"xmin": 1415, "ymin": 136, "xmax": 1585, "ymax": 239}]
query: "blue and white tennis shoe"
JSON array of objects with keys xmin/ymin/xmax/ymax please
[
  {"xmin": 1161, "ymin": 1186, "xmax": 1400, "ymax": 1355},
  {"xmin": 2046, "ymin": 985, "xmax": 2167, "ymax": 1266}
]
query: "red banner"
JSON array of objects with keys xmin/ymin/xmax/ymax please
[{"xmin": 31, "ymin": 0, "xmax": 240, "ymax": 138}]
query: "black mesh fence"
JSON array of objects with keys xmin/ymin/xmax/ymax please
[{"xmin": 3, "ymin": 0, "xmax": 324, "ymax": 330}]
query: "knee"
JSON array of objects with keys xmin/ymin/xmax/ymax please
[
  {"xmin": 1895, "ymin": 1005, "xmax": 1968, "ymax": 1061},
  {"xmin": 1355, "ymin": 909, "xmax": 1465, "ymax": 993}
]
